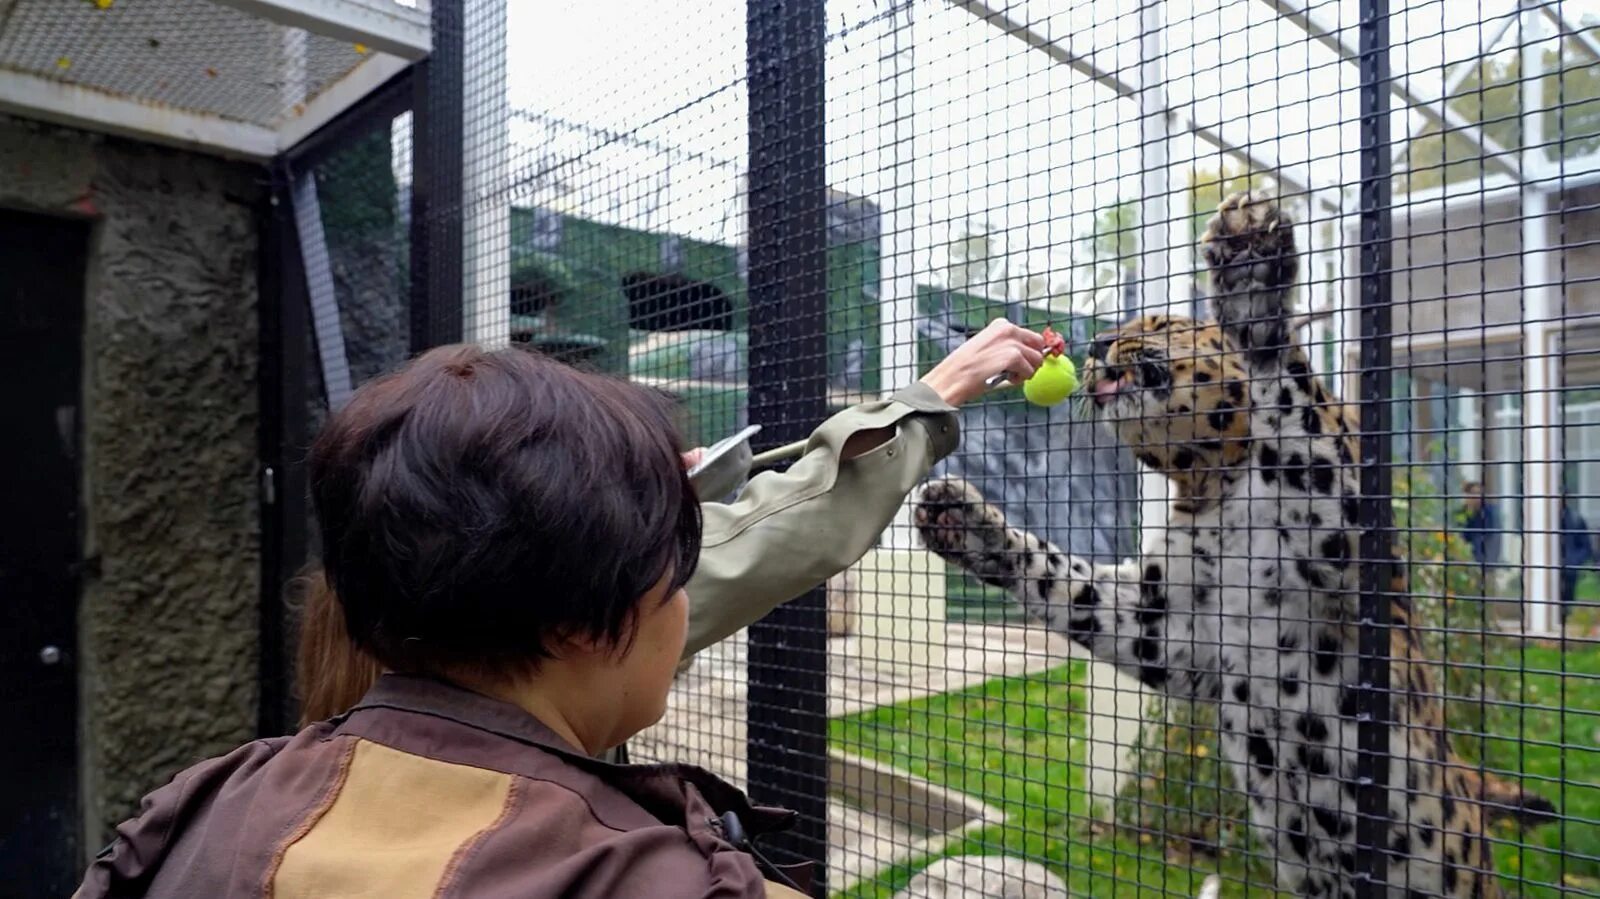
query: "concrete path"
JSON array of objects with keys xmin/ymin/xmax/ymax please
[{"xmin": 630, "ymin": 623, "xmax": 1151, "ymax": 888}]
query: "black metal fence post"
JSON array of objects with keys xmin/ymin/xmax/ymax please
[
  {"xmin": 260, "ymin": 66, "xmax": 418, "ymax": 737},
  {"xmin": 257, "ymin": 163, "xmax": 311, "ymax": 737},
  {"xmin": 1355, "ymin": 0, "xmax": 1395, "ymax": 892},
  {"xmin": 410, "ymin": 0, "xmax": 465, "ymax": 352},
  {"xmin": 745, "ymin": 0, "xmax": 830, "ymax": 890}
]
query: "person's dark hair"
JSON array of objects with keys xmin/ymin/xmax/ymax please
[
  {"xmin": 308, "ymin": 344, "xmax": 701, "ymax": 677},
  {"xmin": 289, "ymin": 565, "xmax": 382, "ymax": 725}
]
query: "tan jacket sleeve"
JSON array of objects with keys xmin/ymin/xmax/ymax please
[{"xmin": 682, "ymin": 382, "xmax": 960, "ymax": 657}]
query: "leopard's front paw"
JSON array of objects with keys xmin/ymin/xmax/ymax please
[
  {"xmin": 914, "ymin": 478, "xmax": 1009, "ymax": 563},
  {"xmin": 1202, "ymin": 192, "xmax": 1300, "ymax": 340},
  {"xmin": 1202, "ymin": 192, "xmax": 1298, "ymax": 293}
]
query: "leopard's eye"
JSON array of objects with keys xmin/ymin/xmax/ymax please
[{"xmin": 1139, "ymin": 360, "xmax": 1170, "ymax": 389}]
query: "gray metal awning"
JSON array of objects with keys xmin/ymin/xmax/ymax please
[{"xmin": 0, "ymin": 0, "xmax": 428, "ymax": 160}]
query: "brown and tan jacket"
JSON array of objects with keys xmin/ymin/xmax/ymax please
[{"xmin": 74, "ymin": 675, "xmax": 810, "ymax": 899}]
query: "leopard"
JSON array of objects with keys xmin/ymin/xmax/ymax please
[{"xmin": 913, "ymin": 192, "xmax": 1554, "ymax": 898}]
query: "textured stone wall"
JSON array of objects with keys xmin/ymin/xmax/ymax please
[{"xmin": 0, "ymin": 117, "xmax": 263, "ymax": 846}]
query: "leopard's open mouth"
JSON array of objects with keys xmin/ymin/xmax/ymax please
[
  {"xmin": 1081, "ymin": 353, "xmax": 1146, "ymax": 420},
  {"xmin": 1091, "ymin": 377, "xmax": 1125, "ymax": 407}
]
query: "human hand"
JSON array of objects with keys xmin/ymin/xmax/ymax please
[
  {"xmin": 919, "ymin": 318, "xmax": 1048, "ymax": 407},
  {"xmin": 681, "ymin": 448, "xmax": 706, "ymax": 470}
]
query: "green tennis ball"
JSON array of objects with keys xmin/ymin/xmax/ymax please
[{"xmin": 1023, "ymin": 354, "xmax": 1079, "ymax": 406}]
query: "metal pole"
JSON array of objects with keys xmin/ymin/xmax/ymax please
[
  {"xmin": 745, "ymin": 0, "xmax": 830, "ymax": 889},
  {"xmin": 879, "ymin": 0, "xmax": 919, "ymax": 551},
  {"xmin": 1520, "ymin": 9, "xmax": 1561, "ymax": 636},
  {"xmin": 1341, "ymin": 209, "xmax": 1362, "ymax": 403},
  {"xmin": 257, "ymin": 167, "xmax": 311, "ymax": 737},
  {"xmin": 290, "ymin": 173, "xmax": 355, "ymax": 410},
  {"xmin": 1137, "ymin": 0, "xmax": 1171, "ymax": 532},
  {"xmin": 409, "ymin": 0, "xmax": 465, "ymax": 352},
  {"xmin": 1304, "ymin": 197, "xmax": 1328, "ymax": 372},
  {"xmin": 1354, "ymin": 0, "xmax": 1395, "ymax": 889}
]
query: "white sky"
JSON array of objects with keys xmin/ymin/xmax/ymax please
[{"xmin": 484, "ymin": 0, "xmax": 1596, "ymax": 293}]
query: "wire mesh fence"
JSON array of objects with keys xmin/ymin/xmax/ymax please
[{"xmin": 277, "ymin": 0, "xmax": 1600, "ymax": 896}]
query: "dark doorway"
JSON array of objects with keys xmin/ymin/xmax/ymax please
[
  {"xmin": 621, "ymin": 271, "xmax": 734, "ymax": 332},
  {"xmin": 0, "ymin": 210, "xmax": 88, "ymax": 893}
]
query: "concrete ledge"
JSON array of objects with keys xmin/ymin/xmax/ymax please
[{"xmin": 828, "ymin": 749, "xmax": 1004, "ymax": 889}]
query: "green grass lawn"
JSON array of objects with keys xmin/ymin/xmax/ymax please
[
  {"xmin": 827, "ymin": 644, "xmax": 1600, "ymax": 899},
  {"xmin": 1473, "ymin": 642, "xmax": 1600, "ymax": 896},
  {"xmin": 828, "ymin": 663, "xmax": 1273, "ymax": 898}
]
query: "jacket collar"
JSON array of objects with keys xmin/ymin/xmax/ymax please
[
  {"xmin": 348, "ymin": 672, "xmax": 585, "ymax": 754},
  {"xmin": 343, "ymin": 673, "xmax": 798, "ymax": 838}
]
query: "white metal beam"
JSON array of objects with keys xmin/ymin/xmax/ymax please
[
  {"xmin": 0, "ymin": 69, "xmax": 278, "ymax": 160},
  {"xmin": 1530, "ymin": 0, "xmax": 1600, "ymax": 66},
  {"xmin": 207, "ymin": 0, "xmax": 431, "ymax": 61},
  {"xmin": 1137, "ymin": 0, "xmax": 1174, "ymax": 534},
  {"xmin": 463, "ymin": 0, "xmax": 510, "ymax": 347},
  {"xmin": 1391, "ymin": 10, "xmax": 1520, "ymax": 170},
  {"xmin": 0, "ymin": 52, "xmax": 410, "ymax": 160},
  {"xmin": 1257, "ymin": 0, "xmax": 1522, "ymax": 182},
  {"xmin": 1520, "ymin": 7, "xmax": 1561, "ymax": 637},
  {"xmin": 880, "ymin": 0, "xmax": 920, "ymax": 400},
  {"xmin": 947, "ymin": 0, "xmax": 1343, "ymax": 212},
  {"xmin": 879, "ymin": 0, "xmax": 921, "ymax": 552},
  {"xmin": 1383, "ymin": 149, "xmax": 1600, "ymax": 226}
]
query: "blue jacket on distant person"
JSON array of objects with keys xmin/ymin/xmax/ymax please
[
  {"xmin": 1462, "ymin": 500, "xmax": 1502, "ymax": 566},
  {"xmin": 1562, "ymin": 503, "xmax": 1594, "ymax": 570}
]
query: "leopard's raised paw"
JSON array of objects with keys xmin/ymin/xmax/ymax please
[
  {"xmin": 1201, "ymin": 191, "xmax": 1298, "ymax": 296},
  {"xmin": 914, "ymin": 478, "xmax": 1008, "ymax": 561}
]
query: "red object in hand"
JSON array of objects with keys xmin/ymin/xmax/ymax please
[{"xmin": 1040, "ymin": 325, "xmax": 1066, "ymax": 357}]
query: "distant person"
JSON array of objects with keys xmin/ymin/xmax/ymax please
[
  {"xmin": 1461, "ymin": 481, "xmax": 1502, "ymax": 566},
  {"xmin": 1561, "ymin": 499, "xmax": 1595, "ymax": 624}
]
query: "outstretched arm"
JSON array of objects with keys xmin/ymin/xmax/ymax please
[
  {"xmin": 914, "ymin": 479, "xmax": 1215, "ymax": 696},
  {"xmin": 685, "ymin": 384, "xmax": 958, "ymax": 657},
  {"xmin": 684, "ymin": 318, "xmax": 1047, "ymax": 657}
]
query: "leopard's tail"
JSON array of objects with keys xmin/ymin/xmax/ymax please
[{"xmin": 1463, "ymin": 768, "xmax": 1559, "ymax": 827}]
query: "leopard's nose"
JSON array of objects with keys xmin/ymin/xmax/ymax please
[{"xmin": 1089, "ymin": 331, "xmax": 1116, "ymax": 362}]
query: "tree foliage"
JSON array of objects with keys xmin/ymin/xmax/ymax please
[{"xmin": 1402, "ymin": 28, "xmax": 1600, "ymax": 193}]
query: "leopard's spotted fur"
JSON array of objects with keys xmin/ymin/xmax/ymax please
[{"xmin": 914, "ymin": 193, "xmax": 1553, "ymax": 898}]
